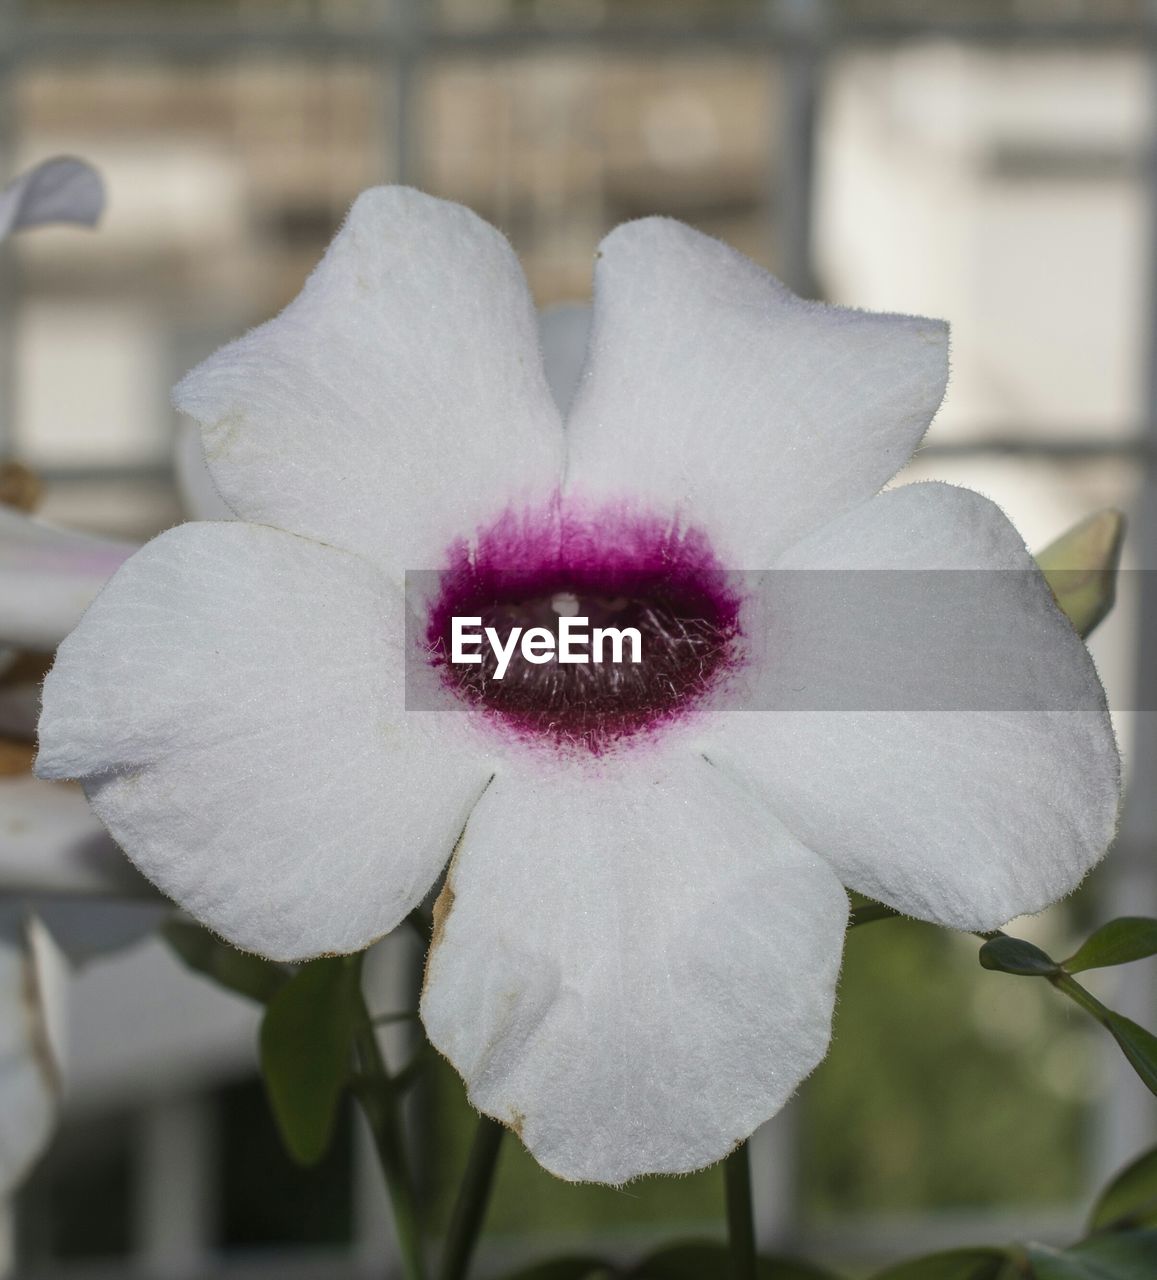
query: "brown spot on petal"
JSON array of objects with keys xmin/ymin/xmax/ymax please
[
  {"xmin": 429, "ymin": 876, "xmax": 455, "ymax": 957},
  {"xmin": 205, "ymin": 410, "xmax": 246, "ymax": 463},
  {"xmin": 506, "ymin": 1108, "xmax": 526, "ymax": 1140},
  {"xmin": 422, "ymin": 776, "xmax": 494, "ymax": 975}
]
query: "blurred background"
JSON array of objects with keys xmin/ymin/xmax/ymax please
[{"xmin": 4, "ymin": 0, "xmax": 1157, "ymax": 1275}]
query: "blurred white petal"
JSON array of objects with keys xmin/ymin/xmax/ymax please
[
  {"xmin": 0, "ymin": 157, "xmax": 104, "ymax": 240},
  {"xmin": 0, "ymin": 914, "xmax": 64, "ymax": 1196},
  {"xmin": 0, "ymin": 507, "xmax": 135, "ymax": 651}
]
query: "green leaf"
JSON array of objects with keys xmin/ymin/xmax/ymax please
[
  {"xmin": 163, "ymin": 919, "xmax": 289, "ymax": 1003},
  {"xmin": 259, "ymin": 955, "xmax": 361, "ymax": 1166},
  {"xmin": 1027, "ymin": 1231, "xmax": 1157, "ymax": 1278},
  {"xmin": 629, "ymin": 1242, "xmax": 839, "ymax": 1279},
  {"xmin": 870, "ymin": 1246, "xmax": 1010, "ymax": 1279},
  {"xmin": 499, "ymin": 1262, "xmax": 617, "ymax": 1280},
  {"xmin": 1090, "ymin": 1146, "xmax": 1157, "ymax": 1232},
  {"xmin": 979, "ymin": 935, "xmax": 1059, "ymax": 977},
  {"xmin": 1103, "ymin": 1013, "xmax": 1157, "ymax": 1098},
  {"xmin": 1036, "ymin": 508, "xmax": 1125, "ymax": 638},
  {"xmin": 1065, "ymin": 919, "xmax": 1157, "ymax": 975}
]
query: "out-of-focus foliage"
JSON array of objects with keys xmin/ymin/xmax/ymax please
[
  {"xmin": 801, "ymin": 919, "xmax": 1089, "ymax": 1214},
  {"xmin": 1036, "ymin": 510, "xmax": 1125, "ymax": 640},
  {"xmin": 259, "ymin": 956, "xmax": 361, "ymax": 1167},
  {"xmin": 979, "ymin": 923, "xmax": 1157, "ymax": 1102},
  {"xmin": 1090, "ymin": 1147, "xmax": 1157, "ymax": 1233}
]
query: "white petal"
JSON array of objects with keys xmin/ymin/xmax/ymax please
[
  {"xmin": 0, "ymin": 914, "xmax": 63, "ymax": 1196},
  {"xmin": 36, "ymin": 521, "xmax": 493, "ymax": 960},
  {"xmin": 701, "ymin": 483, "xmax": 1120, "ymax": 930},
  {"xmin": 563, "ymin": 218, "xmax": 948, "ymax": 565},
  {"xmin": 174, "ymin": 187, "xmax": 564, "ymax": 575},
  {"xmin": 173, "ymin": 419, "xmax": 233, "ymax": 521},
  {"xmin": 0, "ymin": 157, "xmax": 104, "ymax": 240},
  {"xmin": 0, "ymin": 775, "xmax": 151, "ymax": 897},
  {"xmin": 0, "ymin": 506, "xmax": 135, "ymax": 651},
  {"xmin": 420, "ymin": 755, "xmax": 848, "ymax": 1184},
  {"xmin": 174, "ymin": 302, "xmax": 586, "ymax": 519},
  {"xmin": 538, "ymin": 303, "xmax": 591, "ymax": 418}
]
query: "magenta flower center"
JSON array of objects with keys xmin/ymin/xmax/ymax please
[{"xmin": 425, "ymin": 501, "xmax": 743, "ymax": 754}]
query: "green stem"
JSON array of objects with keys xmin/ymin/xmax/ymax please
[
  {"xmin": 847, "ymin": 900, "xmax": 901, "ymax": 929},
  {"xmin": 439, "ymin": 1115, "xmax": 506, "ymax": 1280},
  {"xmin": 1051, "ymin": 970, "xmax": 1113, "ymax": 1024},
  {"xmin": 352, "ymin": 991, "xmax": 428, "ymax": 1280},
  {"xmin": 724, "ymin": 1141, "xmax": 757, "ymax": 1280}
]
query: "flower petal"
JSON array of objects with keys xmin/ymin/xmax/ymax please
[
  {"xmin": 174, "ymin": 187, "xmax": 564, "ymax": 575},
  {"xmin": 420, "ymin": 755, "xmax": 847, "ymax": 1184},
  {"xmin": 701, "ymin": 483, "xmax": 1120, "ymax": 931},
  {"xmin": 0, "ymin": 157, "xmax": 104, "ymax": 240},
  {"xmin": 0, "ymin": 507, "xmax": 135, "ymax": 652},
  {"xmin": 0, "ymin": 914, "xmax": 63, "ymax": 1196},
  {"xmin": 36, "ymin": 521, "xmax": 493, "ymax": 960},
  {"xmin": 563, "ymin": 218, "xmax": 948, "ymax": 565}
]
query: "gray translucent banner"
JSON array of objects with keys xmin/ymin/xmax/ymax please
[{"xmin": 404, "ymin": 569, "xmax": 1120, "ymax": 713}]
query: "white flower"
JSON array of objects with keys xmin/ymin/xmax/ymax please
[{"xmin": 36, "ymin": 188, "xmax": 1119, "ymax": 1184}]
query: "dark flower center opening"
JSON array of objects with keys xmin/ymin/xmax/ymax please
[{"xmin": 425, "ymin": 504, "xmax": 742, "ymax": 754}]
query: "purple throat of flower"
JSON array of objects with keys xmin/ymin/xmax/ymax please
[{"xmin": 424, "ymin": 500, "xmax": 744, "ymax": 755}]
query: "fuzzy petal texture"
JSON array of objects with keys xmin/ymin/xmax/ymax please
[
  {"xmin": 421, "ymin": 755, "xmax": 848, "ymax": 1184},
  {"xmin": 36, "ymin": 521, "xmax": 493, "ymax": 960},
  {"xmin": 702, "ymin": 483, "xmax": 1120, "ymax": 930},
  {"xmin": 563, "ymin": 218, "xmax": 948, "ymax": 565},
  {"xmin": 174, "ymin": 187, "xmax": 564, "ymax": 576},
  {"xmin": 0, "ymin": 915, "xmax": 63, "ymax": 1196},
  {"xmin": 0, "ymin": 507, "xmax": 135, "ymax": 651},
  {"xmin": 0, "ymin": 157, "xmax": 104, "ymax": 240}
]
